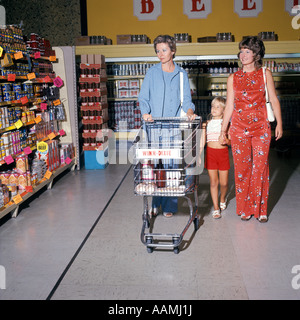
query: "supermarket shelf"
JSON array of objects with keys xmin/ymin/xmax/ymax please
[
  {"xmin": 108, "ymin": 97, "xmax": 138, "ymax": 101},
  {"xmin": 76, "ymin": 41, "xmax": 300, "ymax": 61},
  {"xmin": 53, "ymin": 46, "xmax": 80, "ymax": 169},
  {"xmin": 115, "ymin": 129, "xmax": 139, "ymax": 141},
  {"xmin": 0, "ymin": 97, "xmax": 45, "ymax": 107},
  {"xmin": 107, "ymin": 72, "xmax": 300, "ymax": 80},
  {"xmin": 107, "ymin": 75, "xmax": 145, "ymax": 79},
  {"xmin": 0, "ymin": 119, "xmax": 36, "ymax": 135},
  {"xmin": 0, "ymin": 158, "xmax": 76, "ymax": 220},
  {"xmin": 0, "ymin": 129, "xmax": 64, "ymax": 168}
]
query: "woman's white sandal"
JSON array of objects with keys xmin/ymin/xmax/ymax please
[
  {"xmin": 212, "ymin": 209, "xmax": 221, "ymax": 219},
  {"xmin": 220, "ymin": 202, "xmax": 227, "ymax": 211},
  {"xmin": 241, "ymin": 213, "xmax": 252, "ymax": 221},
  {"xmin": 258, "ymin": 215, "xmax": 268, "ymax": 223}
]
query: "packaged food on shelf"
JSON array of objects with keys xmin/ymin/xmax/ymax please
[
  {"xmin": 0, "ymin": 184, "xmax": 10, "ymax": 207},
  {"xmin": 59, "ymin": 143, "xmax": 75, "ymax": 164},
  {"xmin": 36, "ymin": 139, "xmax": 60, "ymax": 172},
  {"xmin": 80, "ymin": 54, "xmax": 109, "ymax": 153}
]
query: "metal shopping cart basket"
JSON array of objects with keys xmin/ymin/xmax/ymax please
[{"xmin": 133, "ymin": 117, "xmax": 203, "ymax": 254}]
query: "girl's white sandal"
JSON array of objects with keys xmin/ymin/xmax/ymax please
[
  {"xmin": 220, "ymin": 202, "xmax": 227, "ymax": 211},
  {"xmin": 212, "ymin": 209, "xmax": 221, "ymax": 219}
]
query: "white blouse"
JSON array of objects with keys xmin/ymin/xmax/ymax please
[{"xmin": 206, "ymin": 119, "xmax": 223, "ymax": 142}]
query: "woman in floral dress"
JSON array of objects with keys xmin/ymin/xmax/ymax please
[{"xmin": 219, "ymin": 36, "xmax": 283, "ymax": 222}]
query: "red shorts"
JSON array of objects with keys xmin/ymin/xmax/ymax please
[{"xmin": 205, "ymin": 146, "xmax": 230, "ymax": 170}]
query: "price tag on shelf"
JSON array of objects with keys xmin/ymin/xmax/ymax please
[
  {"xmin": 23, "ymin": 146, "xmax": 32, "ymax": 155},
  {"xmin": 14, "ymin": 119, "xmax": 23, "ymax": 129},
  {"xmin": 48, "ymin": 132, "xmax": 56, "ymax": 140},
  {"xmin": 34, "ymin": 116, "xmax": 42, "ymax": 124},
  {"xmin": 59, "ymin": 129, "xmax": 66, "ymax": 136},
  {"xmin": 49, "ymin": 56, "xmax": 56, "ymax": 62},
  {"xmin": 25, "ymin": 185, "xmax": 33, "ymax": 193},
  {"xmin": 0, "ymin": 46, "xmax": 3, "ymax": 56},
  {"xmin": 40, "ymin": 103, "xmax": 48, "ymax": 110},
  {"xmin": 53, "ymin": 76, "xmax": 63, "ymax": 88},
  {"xmin": 14, "ymin": 51, "xmax": 24, "ymax": 60},
  {"xmin": 20, "ymin": 96, "xmax": 29, "ymax": 105},
  {"xmin": 4, "ymin": 155, "xmax": 14, "ymax": 165},
  {"xmin": 7, "ymin": 73, "xmax": 16, "ymax": 82},
  {"xmin": 34, "ymin": 52, "xmax": 41, "ymax": 59},
  {"xmin": 12, "ymin": 194, "xmax": 23, "ymax": 204},
  {"xmin": 65, "ymin": 157, "xmax": 72, "ymax": 165},
  {"xmin": 44, "ymin": 170, "xmax": 52, "ymax": 180},
  {"xmin": 43, "ymin": 75, "xmax": 52, "ymax": 83},
  {"xmin": 53, "ymin": 99, "xmax": 61, "ymax": 106},
  {"xmin": 27, "ymin": 72, "xmax": 36, "ymax": 80}
]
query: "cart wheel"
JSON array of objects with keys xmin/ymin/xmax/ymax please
[
  {"xmin": 172, "ymin": 237, "xmax": 180, "ymax": 254},
  {"xmin": 146, "ymin": 237, "xmax": 153, "ymax": 253},
  {"xmin": 144, "ymin": 218, "xmax": 150, "ymax": 229},
  {"xmin": 194, "ymin": 217, "xmax": 200, "ymax": 231},
  {"xmin": 147, "ymin": 246, "xmax": 153, "ymax": 253}
]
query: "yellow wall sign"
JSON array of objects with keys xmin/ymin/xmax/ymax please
[
  {"xmin": 87, "ymin": 0, "xmax": 300, "ymax": 42},
  {"xmin": 37, "ymin": 141, "xmax": 48, "ymax": 153}
]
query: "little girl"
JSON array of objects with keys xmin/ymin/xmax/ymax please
[{"xmin": 204, "ymin": 97, "xmax": 230, "ymax": 219}]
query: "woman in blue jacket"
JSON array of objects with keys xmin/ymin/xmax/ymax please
[{"xmin": 138, "ymin": 34, "xmax": 196, "ymax": 218}]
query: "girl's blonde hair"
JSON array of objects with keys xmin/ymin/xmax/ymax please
[
  {"xmin": 211, "ymin": 96, "xmax": 226, "ymax": 108},
  {"xmin": 208, "ymin": 97, "xmax": 226, "ymax": 120}
]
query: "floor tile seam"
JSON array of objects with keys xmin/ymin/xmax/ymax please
[
  {"xmin": 223, "ymin": 215, "xmax": 250, "ymax": 300},
  {"xmin": 46, "ymin": 165, "xmax": 132, "ymax": 300}
]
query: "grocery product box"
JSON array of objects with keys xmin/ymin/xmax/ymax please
[
  {"xmin": 75, "ymin": 36, "xmax": 90, "ymax": 46},
  {"xmin": 36, "ymin": 140, "xmax": 60, "ymax": 172},
  {"xmin": 59, "ymin": 143, "xmax": 75, "ymax": 164},
  {"xmin": 80, "ymin": 56, "xmax": 106, "ymax": 68},
  {"xmin": 84, "ymin": 147, "xmax": 109, "ymax": 169},
  {"xmin": 129, "ymin": 89, "xmax": 139, "ymax": 98},
  {"xmin": 129, "ymin": 79, "xmax": 139, "ymax": 89},
  {"xmin": 197, "ymin": 36, "xmax": 217, "ymax": 43},
  {"xmin": 116, "ymin": 34, "xmax": 132, "ymax": 44},
  {"xmin": 118, "ymin": 79, "xmax": 129, "ymax": 89},
  {"xmin": 1, "ymin": 53, "xmax": 14, "ymax": 67},
  {"xmin": 94, "ymin": 54, "xmax": 106, "ymax": 65},
  {"xmin": 118, "ymin": 89, "xmax": 129, "ymax": 98}
]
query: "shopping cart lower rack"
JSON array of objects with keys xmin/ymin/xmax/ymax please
[{"xmin": 133, "ymin": 117, "xmax": 203, "ymax": 254}]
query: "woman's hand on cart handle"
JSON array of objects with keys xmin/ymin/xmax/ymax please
[
  {"xmin": 143, "ymin": 114, "xmax": 153, "ymax": 122},
  {"xmin": 186, "ymin": 109, "xmax": 197, "ymax": 121}
]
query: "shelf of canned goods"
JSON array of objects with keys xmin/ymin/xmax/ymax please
[{"xmin": 0, "ymin": 27, "xmax": 79, "ymax": 220}]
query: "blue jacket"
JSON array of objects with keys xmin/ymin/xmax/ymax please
[{"xmin": 138, "ymin": 62, "xmax": 195, "ymax": 117}]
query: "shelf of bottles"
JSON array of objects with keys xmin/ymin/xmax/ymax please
[{"xmin": 106, "ymin": 58, "xmax": 300, "ymax": 127}]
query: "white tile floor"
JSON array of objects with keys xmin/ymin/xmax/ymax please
[{"xmin": 0, "ymin": 147, "xmax": 299, "ymax": 300}]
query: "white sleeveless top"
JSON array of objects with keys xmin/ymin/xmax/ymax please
[{"xmin": 206, "ymin": 119, "xmax": 222, "ymax": 142}]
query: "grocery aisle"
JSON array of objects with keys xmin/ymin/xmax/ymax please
[
  {"xmin": 0, "ymin": 148, "xmax": 300, "ymax": 300},
  {"xmin": 0, "ymin": 163, "xmax": 131, "ymax": 300}
]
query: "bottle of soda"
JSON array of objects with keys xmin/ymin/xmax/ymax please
[
  {"xmin": 156, "ymin": 159, "xmax": 165, "ymax": 188},
  {"xmin": 142, "ymin": 159, "xmax": 154, "ymax": 183}
]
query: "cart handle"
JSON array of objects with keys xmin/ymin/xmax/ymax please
[{"xmin": 142, "ymin": 116, "xmax": 201, "ymax": 122}]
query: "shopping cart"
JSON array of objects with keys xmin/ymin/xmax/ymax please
[{"xmin": 133, "ymin": 117, "xmax": 203, "ymax": 254}]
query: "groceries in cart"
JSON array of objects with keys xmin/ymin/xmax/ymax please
[{"xmin": 135, "ymin": 158, "xmax": 186, "ymax": 196}]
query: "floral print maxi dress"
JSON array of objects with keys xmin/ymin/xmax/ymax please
[{"xmin": 230, "ymin": 68, "xmax": 271, "ymax": 218}]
